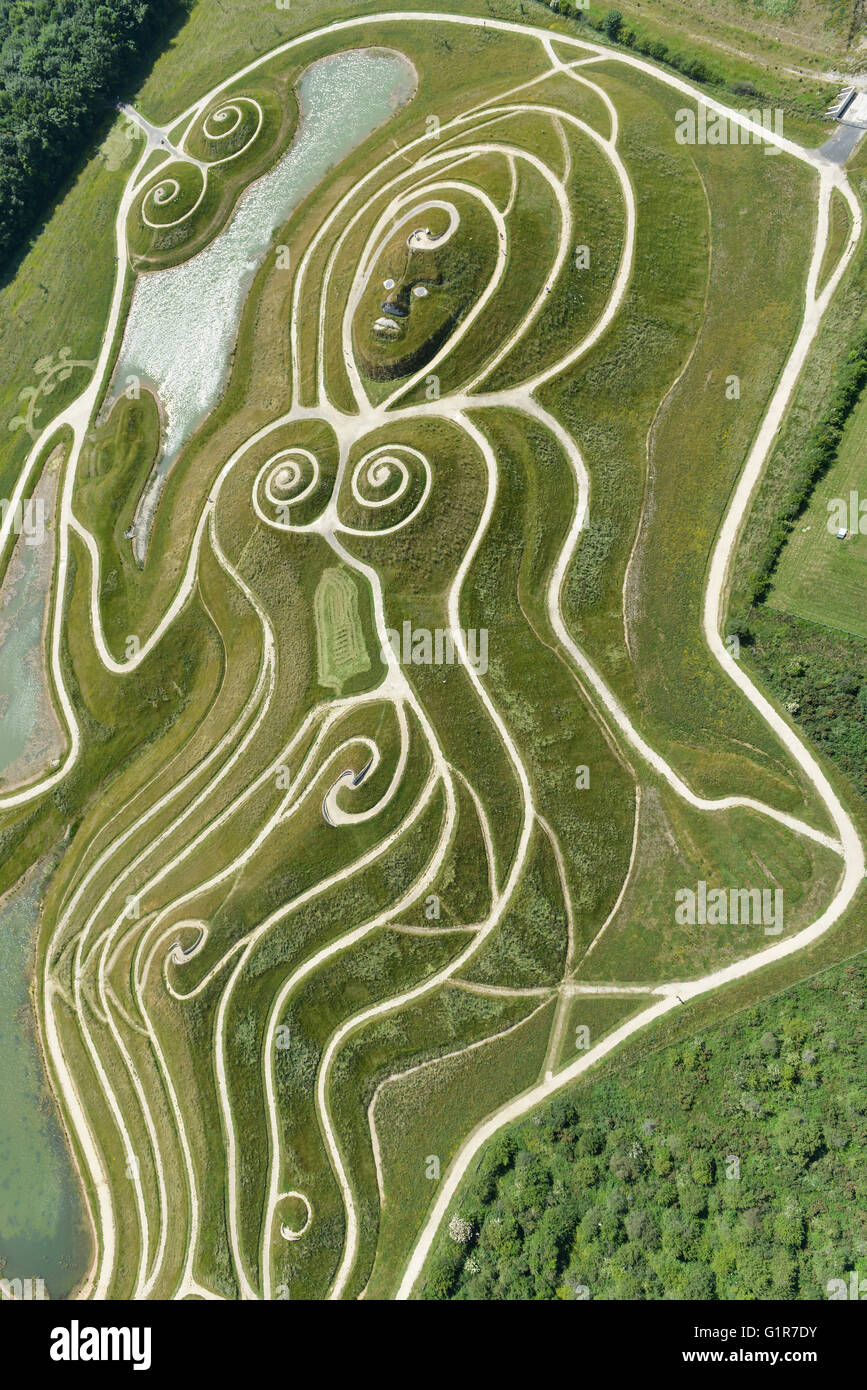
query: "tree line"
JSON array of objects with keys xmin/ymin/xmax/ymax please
[
  {"xmin": 741, "ymin": 326, "xmax": 867, "ymax": 610},
  {"xmin": 0, "ymin": 0, "xmax": 191, "ymax": 269}
]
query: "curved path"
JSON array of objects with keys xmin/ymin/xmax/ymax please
[{"xmin": 4, "ymin": 11, "xmax": 862, "ymax": 1303}]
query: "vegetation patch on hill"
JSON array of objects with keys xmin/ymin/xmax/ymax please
[{"xmin": 427, "ymin": 954, "xmax": 867, "ymax": 1300}]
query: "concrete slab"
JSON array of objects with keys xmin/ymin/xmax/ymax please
[
  {"xmin": 841, "ymin": 91, "xmax": 867, "ymax": 128},
  {"xmin": 818, "ymin": 122, "xmax": 867, "ymax": 165}
]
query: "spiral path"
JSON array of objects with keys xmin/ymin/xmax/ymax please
[{"xmin": 2, "ymin": 12, "xmax": 862, "ymax": 1304}]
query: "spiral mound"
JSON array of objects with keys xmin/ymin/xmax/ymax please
[
  {"xmin": 338, "ymin": 444, "xmax": 432, "ymax": 536},
  {"xmin": 253, "ymin": 448, "xmax": 322, "ymax": 530},
  {"xmin": 140, "ymin": 167, "xmax": 207, "ymax": 230},
  {"xmin": 199, "ymin": 96, "xmax": 264, "ymax": 164}
]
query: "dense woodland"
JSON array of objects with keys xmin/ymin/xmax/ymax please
[
  {"xmin": 0, "ymin": 0, "xmax": 190, "ymax": 268},
  {"xmin": 431, "ymin": 956, "xmax": 867, "ymax": 1299}
]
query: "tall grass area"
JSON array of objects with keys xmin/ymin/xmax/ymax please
[{"xmin": 549, "ymin": 63, "xmax": 823, "ymax": 816}]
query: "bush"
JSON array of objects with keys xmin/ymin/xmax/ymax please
[
  {"xmin": 760, "ymin": 1030, "xmax": 781, "ymax": 1056},
  {"xmin": 430, "ymin": 958, "xmax": 867, "ymax": 1301},
  {"xmin": 773, "ymin": 1111, "xmax": 824, "ymax": 1166},
  {"xmin": 601, "ymin": 9, "xmax": 623, "ymax": 41}
]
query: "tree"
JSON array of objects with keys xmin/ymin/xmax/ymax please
[
  {"xmin": 691, "ymin": 1152, "xmax": 715, "ymax": 1186},
  {"xmin": 516, "ymin": 1154, "xmax": 551, "ymax": 1209},
  {"xmin": 774, "ymin": 1111, "xmax": 824, "ymax": 1166},
  {"xmin": 609, "ymin": 1146, "xmax": 642, "ymax": 1182},
  {"xmin": 527, "ymin": 1204, "xmax": 579, "ymax": 1293},
  {"xmin": 624, "ymin": 1208, "xmax": 660, "ymax": 1251},
  {"xmin": 682, "ymin": 1263, "xmax": 715, "ymax": 1299},
  {"xmin": 448, "ymin": 1215, "xmax": 475, "ymax": 1245},
  {"xmin": 485, "ymin": 1211, "xmax": 522, "ymax": 1262},
  {"xmin": 601, "ymin": 10, "xmax": 623, "ymax": 41},
  {"xmin": 424, "ymin": 1248, "xmax": 462, "ymax": 1298},
  {"xmin": 679, "ymin": 1181, "xmax": 708, "ymax": 1219},
  {"xmin": 773, "ymin": 1208, "xmax": 806, "ymax": 1250}
]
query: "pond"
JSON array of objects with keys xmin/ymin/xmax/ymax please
[
  {"xmin": 0, "ymin": 870, "xmax": 90, "ymax": 1299},
  {"xmin": 110, "ymin": 49, "xmax": 417, "ymax": 556}
]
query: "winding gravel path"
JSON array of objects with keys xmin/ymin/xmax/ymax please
[{"xmin": 4, "ymin": 10, "xmax": 862, "ymax": 1303}]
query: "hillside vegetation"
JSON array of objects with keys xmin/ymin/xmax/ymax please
[
  {"xmin": 0, "ymin": 0, "xmax": 189, "ymax": 268},
  {"xmin": 430, "ymin": 955, "xmax": 867, "ymax": 1301}
]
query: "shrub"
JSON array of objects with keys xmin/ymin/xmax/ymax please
[{"xmin": 601, "ymin": 9, "xmax": 623, "ymax": 41}]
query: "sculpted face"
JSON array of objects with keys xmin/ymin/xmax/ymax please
[
  {"xmin": 371, "ymin": 236, "xmax": 438, "ymax": 344},
  {"xmin": 354, "ymin": 211, "xmax": 483, "ymax": 381}
]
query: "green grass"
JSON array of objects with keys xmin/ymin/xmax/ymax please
[
  {"xmin": 361, "ymin": 988, "xmax": 557, "ymax": 1299},
  {"xmin": 576, "ymin": 781, "xmax": 844, "ymax": 983},
  {"xmin": 353, "ymin": 194, "xmax": 499, "ymax": 389},
  {"xmin": 768, "ymin": 386, "xmax": 867, "ymax": 640},
  {"xmin": 314, "ymin": 567, "xmax": 373, "ymax": 693},
  {"xmin": 462, "ymin": 822, "xmax": 569, "ymax": 988},
  {"xmin": 3, "ymin": 0, "xmax": 862, "ymax": 1304},
  {"xmin": 553, "ymin": 993, "xmax": 655, "ymax": 1071},
  {"xmin": 817, "ymin": 187, "xmax": 854, "ymax": 297},
  {"xmin": 553, "ymin": 61, "xmax": 822, "ymax": 812},
  {"xmin": 450, "ymin": 407, "xmax": 639, "ymax": 949},
  {"xmin": 0, "ymin": 118, "xmax": 140, "ymax": 507},
  {"xmin": 75, "ymin": 393, "xmax": 163, "ymax": 658}
]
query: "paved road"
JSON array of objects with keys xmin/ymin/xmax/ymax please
[{"xmin": 818, "ymin": 122, "xmax": 867, "ymax": 165}]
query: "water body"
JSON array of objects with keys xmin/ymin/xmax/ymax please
[
  {"xmin": 111, "ymin": 50, "xmax": 416, "ymax": 554},
  {"xmin": 0, "ymin": 468, "xmax": 64, "ymax": 787},
  {"xmin": 0, "ymin": 52, "xmax": 415, "ymax": 1300},
  {"xmin": 0, "ymin": 870, "xmax": 89, "ymax": 1299}
]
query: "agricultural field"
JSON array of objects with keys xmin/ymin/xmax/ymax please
[{"xmin": 0, "ymin": 0, "xmax": 865, "ymax": 1319}]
